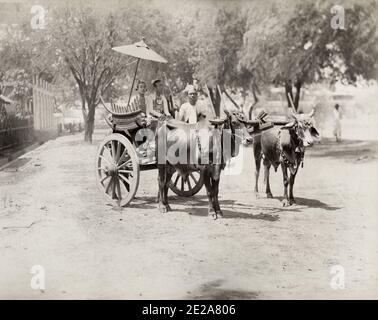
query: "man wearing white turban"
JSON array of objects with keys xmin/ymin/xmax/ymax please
[{"xmin": 178, "ymin": 85, "xmax": 204, "ymax": 124}]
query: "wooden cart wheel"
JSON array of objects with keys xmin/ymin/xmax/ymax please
[
  {"xmin": 96, "ymin": 133, "xmax": 140, "ymax": 207},
  {"xmin": 169, "ymin": 170, "xmax": 204, "ymax": 197}
]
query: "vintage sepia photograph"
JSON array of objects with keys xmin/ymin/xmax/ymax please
[{"xmin": 0, "ymin": 0, "xmax": 377, "ymax": 302}]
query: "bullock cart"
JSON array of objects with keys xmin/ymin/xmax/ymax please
[
  {"xmin": 95, "ymin": 40, "xmax": 273, "ymax": 208},
  {"xmin": 95, "ymin": 39, "xmax": 206, "ymax": 207}
]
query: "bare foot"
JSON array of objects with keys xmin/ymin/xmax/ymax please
[
  {"xmin": 282, "ymin": 199, "xmax": 289, "ymax": 207},
  {"xmin": 159, "ymin": 204, "xmax": 171, "ymax": 213},
  {"xmin": 208, "ymin": 209, "xmax": 217, "ymax": 220},
  {"xmin": 215, "ymin": 210, "xmax": 223, "ymax": 219}
]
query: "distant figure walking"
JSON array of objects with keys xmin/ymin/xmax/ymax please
[{"xmin": 333, "ymin": 104, "xmax": 342, "ymax": 142}]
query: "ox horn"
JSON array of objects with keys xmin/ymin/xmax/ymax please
[
  {"xmin": 282, "ymin": 121, "xmax": 296, "ymax": 129},
  {"xmin": 287, "ymin": 92, "xmax": 299, "ymax": 120},
  {"xmin": 289, "ymin": 107, "xmax": 299, "ymax": 120}
]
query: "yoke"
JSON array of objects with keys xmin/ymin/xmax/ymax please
[{"xmin": 165, "ymin": 118, "xmax": 197, "ymax": 131}]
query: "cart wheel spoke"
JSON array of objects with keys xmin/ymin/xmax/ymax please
[
  {"xmin": 187, "ymin": 177, "xmax": 192, "ymax": 190},
  {"xmin": 111, "ymin": 141, "xmax": 117, "ymax": 161},
  {"xmin": 112, "ymin": 177, "xmax": 118, "ymax": 199},
  {"xmin": 106, "ymin": 143, "xmax": 112, "ymax": 157},
  {"xmin": 116, "ymin": 177, "xmax": 122, "ymax": 202},
  {"xmin": 98, "ymin": 167, "xmax": 109, "ymax": 173},
  {"xmin": 117, "ymin": 148, "xmax": 129, "ymax": 166},
  {"xmin": 100, "ymin": 175, "xmax": 110, "ymax": 185},
  {"xmin": 173, "ymin": 174, "xmax": 180, "ymax": 187},
  {"xmin": 169, "ymin": 170, "xmax": 204, "ymax": 197},
  {"xmin": 105, "ymin": 177, "xmax": 113, "ymax": 194},
  {"xmin": 99, "ymin": 155, "xmax": 113, "ymax": 167},
  {"xmin": 189, "ymin": 173, "xmax": 198, "ymax": 184},
  {"xmin": 118, "ymin": 172, "xmax": 130, "ymax": 184},
  {"xmin": 96, "ymin": 133, "xmax": 140, "ymax": 207},
  {"xmin": 117, "ymin": 159, "xmax": 133, "ymax": 169},
  {"xmin": 119, "ymin": 173, "xmax": 130, "ymax": 192},
  {"xmin": 118, "ymin": 169, "xmax": 133, "ymax": 174},
  {"xmin": 114, "ymin": 141, "xmax": 121, "ymax": 163}
]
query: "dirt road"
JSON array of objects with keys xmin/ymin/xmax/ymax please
[{"xmin": 0, "ymin": 129, "xmax": 377, "ymax": 299}]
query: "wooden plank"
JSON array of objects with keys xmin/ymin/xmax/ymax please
[
  {"xmin": 48, "ymin": 94, "xmax": 52, "ymax": 129},
  {"xmin": 40, "ymin": 78, "xmax": 44, "ymax": 129},
  {"xmin": 42, "ymin": 79, "xmax": 46, "ymax": 129},
  {"xmin": 35, "ymin": 76, "xmax": 39, "ymax": 130},
  {"xmin": 45, "ymin": 86, "xmax": 48, "ymax": 129},
  {"xmin": 32, "ymin": 76, "xmax": 37, "ymax": 130},
  {"xmin": 32, "ymin": 75, "xmax": 56, "ymax": 131},
  {"xmin": 38, "ymin": 84, "xmax": 42, "ymax": 130}
]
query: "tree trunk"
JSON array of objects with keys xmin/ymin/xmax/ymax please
[
  {"xmin": 294, "ymin": 80, "xmax": 301, "ymax": 111},
  {"xmin": 285, "ymin": 80, "xmax": 293, "ymax": 109},
  {"xmin": 84, "ymin": 104, "xmax": 95, "ymax": 143},
  {"xmin": 248, "ymin": 79, "xmax": 259, "ymax": 120}
]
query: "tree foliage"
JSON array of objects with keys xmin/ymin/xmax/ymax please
[{"xmin": 1, "ymin": 0, "xmax": 377, "ymax": 137}]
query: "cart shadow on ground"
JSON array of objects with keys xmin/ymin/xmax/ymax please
[
  {"xmin": 274, "ymin": 196, "xmax": 342, "ymax": 211},
  {"xmin": 127, "ymin": 194, "xmax": 342, "ymax": 220},
  {"xmin": 129, "ymin": 195, "xmax": 280, "ymax": 221}
]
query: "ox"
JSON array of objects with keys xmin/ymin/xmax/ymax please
[
  {"xmin": 253, "ymin": 108, "xmax": 319, "ymax": 206},
  {"xmin": 155, "ymin": 106, "xmax": 245, "ymax": 219}
]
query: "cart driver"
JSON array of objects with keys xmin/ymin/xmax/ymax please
[{"xmin": 178, "ymin": 85, "xmax": 206, "ymax": 124}]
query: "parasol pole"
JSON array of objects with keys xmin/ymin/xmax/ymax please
[{"xmin": 126, "ymin": 58, "xmax": 140, "ymax": 108}]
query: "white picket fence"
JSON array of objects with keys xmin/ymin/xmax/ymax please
[{"xmin": 32, "ymin": 76, "xmax": 56, "ymax": 131}]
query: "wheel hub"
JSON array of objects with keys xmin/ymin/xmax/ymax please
[{"xmin": 109, "ymin": 163, "xmax": 118, "ymax": 177}]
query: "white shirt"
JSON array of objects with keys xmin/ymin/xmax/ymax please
[
  {"xmin": 333, "ymin": 109, "xmax": 341, "ymax": 121},
  {"xmin": 146, "ymin": 94, "xmax": 170, "ymax": 117},
  {"xmin": 178, "ymin": 102, "xmax": 198, "ymax": 124}
]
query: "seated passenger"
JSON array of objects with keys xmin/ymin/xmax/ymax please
[
  {"xmin": 130, "ymin": 80, "xmax": 148, "ymax": 115},
  {"xmin": 147, "ymin": 79, "xmax": 170, "ymax": 117}
]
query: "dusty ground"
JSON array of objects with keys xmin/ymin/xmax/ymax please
[{"xmin": 0, "ymin": 126, "xmax": 377, "ymax": 299}]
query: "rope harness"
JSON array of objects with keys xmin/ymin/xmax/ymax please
[{"xmin": 278, "ymin": 124, "xmax": 305, "ymax": 171}]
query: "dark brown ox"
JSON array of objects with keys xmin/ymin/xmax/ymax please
[
  {"xmin": 155, "ymin": 109, "xmax": 245, "ymax": 219},
  {"xmin": 253, "ymin": 108, "xmax": 319, "ymax": 206}
]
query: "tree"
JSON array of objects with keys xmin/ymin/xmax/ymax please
[
  {"xmin": 48, "ymin": 6, "xmax": 132, "ymax": 142},
  {"xmin": 3, "ymin": 0, "xmax": 376, "ymax": 130},
  {"xmin": 215, "ymin": 6, "xmax": 247, "ymax": 86},
  {"xmin": 239, "ymin": 1, "xmax": 296, "ymax": 107},
  {"xmin": 178, "ymin": 5, "xmax": 248, "ymax": 87},
  {"xmin": 240, "ymin": 0, "xmax": 378, "ymax": 111},
  {"xmin": 0, "ymin": 23, "xmax": 34, "ymax": 103},
  {"xmin": 282, "ymin": 0, "xmax": 378, "ymax": 110}
]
